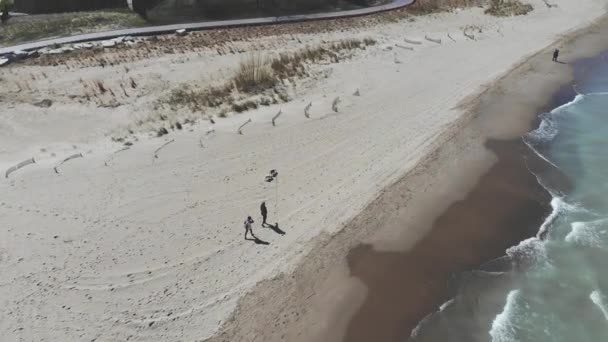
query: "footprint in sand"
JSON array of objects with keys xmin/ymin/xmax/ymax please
[{"xmin": 0, "ymin": 249, "xmax": 9, "ymax": 265}]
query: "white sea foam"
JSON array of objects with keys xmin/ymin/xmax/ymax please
[
  {"xmin": 409, "ymin": 312, "xmax": 434, "ymax": 338},
  {"xmin": 536, "ymin": 197, "xmax": 563, "ymax": 238},
  {"xmin": 409, "ymin": 321, "xmax": 423, "ymax": 338},
  {"xmin": 526, "ymin": 113, "xmax": 559, "ymax": 144},
  {"xmin": 489, "ymin": 289, "xmax": 521, "ymax": 342},
  {"xmin": 524, "ymin": 94, "xmax": 586, "ymax": 165},
  {"xmin": 590, "ymin": 290, "xmax": 608, "ymax": 320},
  {"xmin": 506, "ymin": 237, "xmax": 549, "ymax": 270},
  {"xmin": 551, "ymin": 94, "xmax": 585, "ymax": 113},
  {"xmin": 409, "ymin": 298, "xmax": 457, "ymax": 339},
  {"xmin": 565, "ymin": 219, "xmax": 608, "ymax": 247},
  {"xmin": 523, "ymin": 112, "xmax": 560, "ymax": 169},
  {"xmin": 439, "ymin": 298, "xmax": 455, "ymax": 312},
  {"xmin": 536, "ymin": 197, "xmax": 583, "ymax": 238}
]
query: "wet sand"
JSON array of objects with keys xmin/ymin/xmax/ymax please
[
  {"xmin": 341, "ymin": 18, "xmax": 608, "ymax": 342},
  {"xmin": 343, "ymin": 139, "xmax": 552, "ymax": 342}
]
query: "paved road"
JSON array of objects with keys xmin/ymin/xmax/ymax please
[{"xmin": 0, "ymin": 0, "xmax": 414, "ymax": 55}]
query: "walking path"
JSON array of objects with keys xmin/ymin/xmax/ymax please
[{"xmin": 0, "ymin": 0, "xmax": 414, "ymax": 55}]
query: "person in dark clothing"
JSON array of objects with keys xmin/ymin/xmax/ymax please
[
  {"xmin": 244, "ymin": 216, "xmax": 255, "ymax": 240},
  {"xmin": 260, "ymin": 202, "xmax": 268, "ymax": 227},
  {"xmin": 1, "ymin": 9, "xmax": 9, "ymax": 23},
  {"xmin": 552, "ymin": 49, "xmax": 560, "ymax": 62}
]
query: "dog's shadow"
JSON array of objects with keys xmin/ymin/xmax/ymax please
[{"xmin": 265, "ymin": 223, "xmax": 286, "ymax": 236}]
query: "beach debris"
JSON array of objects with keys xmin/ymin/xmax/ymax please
[
  {"xmin": 54, "ymin": 153, "xmax": 83, "ymax": 174},
  {"xmin": 176, "ymin": 29, "xmax": 187, "ymax": 36},
  {"xmin": 0, "ymin": 58, "xmax": 10, "ymax": 67},
  {"xmin": 101, "ymin": 40, "xmax": 117, "ymax": 48},
  {"xmin": 206, "ymin": 127, "xmax": 215, "ymax": 135},
  {"xmin": 238, "ymin": 118, "xmax": 253, "ymax": 135},
  {"xmin": 332, "ymin": 97, "xmax": 341, "ymax": 113},
  {"xmin": 304, "ymin": 102, "xmax": 312, "ymax": 118},
  {"xmin": 272, "ymin": 110, "xmax": 282, "ymax": 127},
  {"xmin": 265, "ymin": 169, "xmax": 279, "ymax": 183},
  {"xmin": 543, "ymin": 0, "xmax": 558, "ymax": 8},
  {"xmin": 157, "ymin": 127, "xmax": 169, "ymax": 137},
  {"xmin": 114, "ymin": 36, "xmax": 126, "ymax": 44},
  {"xmin": 5, "ymin": 158, "xmax": 36, "ymax": 178},
  {"xmin": 447, "ymin": 33, "xmax": 457, "ymax": 42},
  {"xmin": 46, "ymin": 46, "xmax": 74, "ymax": 54},
  {"xmin": 12, "ymin": 50, "xmax": 28, "ymax": 60},
  {"xmin": 403, "ymin": 38, "xmax": 422, "ymax": 45},
  {"xmin": 395, "ymin": 44, "xmax": 414, "ymax": 51},
  {"xmin": 425, "ymin": 35, "xmax": 442, "ymax": 44},
  {"xmin": 463, "ymin": 31, "xmax": 476, "ymax": 41},
  {"xmin": 353, "ymin": 89, "xmax": 360, "ymax": 96},
  {"xmin": 33, "ymin": 99, "xmax": 53, "ymax": 108},
  {"xmin": 154, "ymin": 139, "xmax": 175, "ymax": 160},
  {"xmin": 394, "ymin": 54, "xmax": 402, "ymax": 64},
  {"xmin": 104, "ymin": 147, "xmax": 130, "ymax": 167},
  {"xmin": 115, "ymin": 147, "xmax": 130, "ymax": 154},
  {"xmin": 73, "ymin": 43, "xmax": 94, "ymax": 49}
]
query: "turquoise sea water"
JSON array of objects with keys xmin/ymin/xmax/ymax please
[
  {"xmin": 410, "ymin": 52, "xmax": 608, "ymax": 342},
  {"xmin": 495, "ymin": 95, "xmax": 608, "ymax": 340}
]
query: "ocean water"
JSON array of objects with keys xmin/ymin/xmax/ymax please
[{"xmin": 410, "ymin": 53, "xmax": 608, "ymax": 342}]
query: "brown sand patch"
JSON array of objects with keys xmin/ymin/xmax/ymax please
[{"xmin": 343, "ymin": 139, "xmax": 552, "ymax": 342}]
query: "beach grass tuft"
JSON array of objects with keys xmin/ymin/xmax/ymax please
[
  {"xmin": 485, "ymin": 0, "xmax": 534, "ymax": 16},
  {"xmin": 233, "ymin": 54, "xmax": 276, "ymax": 93}
]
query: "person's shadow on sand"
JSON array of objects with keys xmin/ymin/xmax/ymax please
[
  {"xmin": 266, "ymin": 223, "xmax": 286, "ymax": 236},
  {"xmin": 246, "ymin": 236, "xmax": 270, "ymax": 245}
]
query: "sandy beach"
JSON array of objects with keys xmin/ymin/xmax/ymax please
[{"xmin": 1, "ymin": 1, "xmax": 608, "ymax": 341}]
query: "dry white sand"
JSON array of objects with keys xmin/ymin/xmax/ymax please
[{"xmin": 0, "ymin": 1, "xmax": 606, "ymax": 341}]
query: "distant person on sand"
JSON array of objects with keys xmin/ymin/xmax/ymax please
[
  {"xmin": 0, "ymin": 8, "xmax": 8, "ymax": 23},
  {"xmin": 244, "ymin": 216, "xmax": 255, "ymax": 240},
  {"xmin": 0, "ymin": 0, "xmax": 11, "ymax": 23},
  {"xmin": 260, "ymin": 202, "xmax": 268, "ymax": 227},
  {"xmin": 552, "ymin": 49, "xmax": 560, "ymax": 62}
]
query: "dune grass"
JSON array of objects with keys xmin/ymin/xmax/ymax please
[
  {"xmin": 406, "ymin": 0, "xmax": 532, "ymax": 16},
  {"xmin": 485, "ymin": 0, "xmax": 533, "ymax": 16},
  {"xmin": 0, "ymin": 9, "xmax": 146, "ymax": 45},
  {"xmin": 162, "ymin": 38, "xmax": 376, "ymax": 114},
  {"xmin": 407, "ymin": 0, "xmax": 485, "ymax": 15}
]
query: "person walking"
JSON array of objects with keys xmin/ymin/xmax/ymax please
[
  {"xmin": 552, "ymin": 49, "xmax": 560, "ymax": 62},
  {"xmin": 260, "ymin": 202, "xmax": 268, "ymax": 227},
  {"xmin": 244, "ymin": 216, "xmax": 255, "ymax": 240}
]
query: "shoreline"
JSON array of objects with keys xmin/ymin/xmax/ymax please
[
  {"xmin": 344, "ymin": 138, "xmax": 552, "ymax": 342},
  {"xmin": 207, "ymin": 14, "xmax": 608, "ymax": 342},
  {"xmin": 366, "ymin": 24, "xmax": 608, "ymax": 342}
]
